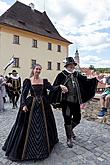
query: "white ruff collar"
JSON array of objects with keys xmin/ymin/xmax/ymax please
[
  {"xmin": 64, "ymin": 68, "xmax": 76, "ymax": 73},
  {"xmin": 10, "ymin": 74, "xmax": 20, "ymax": 80}
]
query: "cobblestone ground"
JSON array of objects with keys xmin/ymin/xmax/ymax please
[{"xmin": 0, "ymin": 101, "xmax": 110, "ymax": 165}]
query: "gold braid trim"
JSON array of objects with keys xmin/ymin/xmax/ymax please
[
  {"xmin": 12, "ymin": 78, "xmax": 20, "ymax": 91},
  {"xmin": 21, "ymin": 97, "xmax": 35, "ymax": 160},
  {"xmin": 21, "ymin": 97, "xmax": 50, "ymax": 159},
  {"xmin": 41, "ymin": 98, "xmax": 50, "ymax": 153}
]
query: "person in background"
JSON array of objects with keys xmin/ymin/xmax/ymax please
[
  {"xmin": 2, "ymin": 63, "xmax": 66, "ymax": 161},
  {"xmin": 0, "ymin": 75, "xmax": 6, "ymax": 111},
  {"xmin": 52, "ymin": 57, "xmax": 98, "ymax": 148},
  {"xmin": 6, "ymin": 70, "xmax": 21, "ymax": 109},
  {"xmin": 5, "ymin": 73, "xmax": 12, "ymax": 103},
  {"xmin": 98, "ymin": 75, "xmax": 110, "ymax": 118}
]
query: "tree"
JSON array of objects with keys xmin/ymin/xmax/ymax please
[{"xmin": 89, "ymin": 65, "xmax": 95, "ymax": 71}]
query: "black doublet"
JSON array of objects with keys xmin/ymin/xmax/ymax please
[
  {"xmin": 52, "ymin": 70, "xmax": 98, "ymax": 127},
  {"xmin": 53, "ymin": 70, "xmax": 98, "ymax": 104}
]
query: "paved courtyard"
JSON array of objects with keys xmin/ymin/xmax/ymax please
[{"xmin": 0, "ymin": 102, "xmax": 110, "ymax": 165}]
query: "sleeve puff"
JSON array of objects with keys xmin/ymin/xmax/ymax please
[
  {"xmin": 44, "ymin": 78, "xmax": 60, "ymax": 92},
  {"xmin": 20, "ymin": 78, "xmax": 31, "ymax": 108}
]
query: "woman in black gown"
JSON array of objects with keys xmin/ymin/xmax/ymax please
[{"xmin": 2, "ymin": 64, "xmax": 67, "ymax": 161}]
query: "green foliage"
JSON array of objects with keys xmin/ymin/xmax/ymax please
[
  {"xmin": 89, "ymin": 65, "xmax": 95, "ymax": 70},
  {"xmin": 89, "ymin": 65, "xmax": 96, "ymax": 71},
  {"xmin": 95, "ymin": 68, "xmax": 110, "ymax": 73},
  {"xmin": 89, "ymin": 65, "xmax": 110, "ymax": 73}
]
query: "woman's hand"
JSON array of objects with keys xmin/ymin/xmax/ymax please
[
  {"xmin": 22, "ymin": 105, "xmax": 28, "ymax": 112},
  {"xmin": 60, "ymin": 85, "xmax": 68, "ymax": 93}
]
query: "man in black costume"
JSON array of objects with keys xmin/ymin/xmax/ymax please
[
  {"xmin": 52, "ymin": 57, "xmax": 98, "ymax": 148},
  {"xmin": 7, "ymin": 70, "xmax": 21, "ymax": 109}
]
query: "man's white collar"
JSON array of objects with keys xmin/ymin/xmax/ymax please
[
  {"xmin": 65, "ymin": 68, "xmax": 76, "ymax": 73},
  {"xmin": 10, "ymin": 74, "xmax": 20, "ymax": 80}
]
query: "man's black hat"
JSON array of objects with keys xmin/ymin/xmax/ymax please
[
  {"xmin": 12, "ymin": 70, "xmax": 17, "ymax": 74},
  {"xmin": 64, "ymin": 57, "xmax": 77, "ymax": 67}
]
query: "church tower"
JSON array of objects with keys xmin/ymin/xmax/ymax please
[
  {"xmin": 74, "ymin": 49, "xmax": 80, "ymax": 65},
  {"xmin": 74, "ymin": 49, "xmax": 81, "ymax": 72}
]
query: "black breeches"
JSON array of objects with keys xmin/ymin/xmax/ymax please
[
  {"xmin": 62, "ymin": 101, "xmax": 81, "ymax": 127},
  {"xmin": 12, "ymin": 92, "xmax": 20, "ymax": 105}
]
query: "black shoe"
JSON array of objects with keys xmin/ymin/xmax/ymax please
[
  {"xmin": 15, "ymin": 103, "xmax": 18, "ymax": 108},
  {"xmin": 9, "ymin": 98, "xmax": 12, "ymax": 103},
  {"xmin": 67, "ymin": 139, "xmax": 73, "ymax": 148},
  {"xmin": 72, "ymin": 131, "xmax": 76, "ymax": 140}
]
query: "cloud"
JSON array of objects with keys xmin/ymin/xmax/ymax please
[
  {"xmin": 0, "ymin": 0, "xmax": 110, "ymax": 67},
  {"xmin": 75, "ymin": 32, "xmax": 110, "ymax": 49},
  {"xmin": 0, "ymin": 1, "xmax": 10, "ymax": 15},
  {"xmin": 80, "ymin": 55, "xmax": 110, "ymax": 68}
]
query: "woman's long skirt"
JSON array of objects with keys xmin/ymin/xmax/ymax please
[{"xmin": 2, "ymin": 97, "xmax": 58, "ymax": 161}]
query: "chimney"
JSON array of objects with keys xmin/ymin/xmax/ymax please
[{"xmin": 29, "ymin": 3, "xmax": 35, "ymax": 11}]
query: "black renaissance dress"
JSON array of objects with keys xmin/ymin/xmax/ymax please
[{"xmin": 2, "ymin": 78, "xmax": 58, "ymax": 161}]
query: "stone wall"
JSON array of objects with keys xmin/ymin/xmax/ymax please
[{"xmin": 81, "ymin": 99, "xmax": 110, "ymax": 125}]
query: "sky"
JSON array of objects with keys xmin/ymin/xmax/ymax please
[{"xmin": 0, "ymin": 0, "xmax": 110, "ymax": 68}]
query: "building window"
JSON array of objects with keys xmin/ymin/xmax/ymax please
[
  {"xmin": 47, "ymin": 61, "xmax": 52, "ymax": 70},
  {"xmin": 31, "ymin": 59, "xmax": 36, "ymax": 68},
  {"xmin": 57, "ymin": 63, "xmax": 60, "ymax": 70},
  {"xmin": 57, "ymin": 45, "xmax": 61, "ymax": 52},
  {"xmin": 48, "ymin": 43, "xmax": 52, "ymax": 50},
  {"xmin": 13, "ymin": 58, "xmax": 19, "ymax": 67},
  {"xmin": 13, "ymin": 35, "xmax": 19, "ymax": 44},
  {"xmin": 32, "ymin": 39, "xmax": 37, "ymax": 48}
]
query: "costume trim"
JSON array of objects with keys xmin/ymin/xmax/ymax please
[
  {"xmin": 41, "ymin": 98, "xmax": 50, "ymax": 153},
  {"xmin": 21, "ymin": 97, "xmax": 35, "ymax": 159},
  {"xmin": 10, "ymin": 74, "xmax": 20, "ymax": 79},
  {"xmin": 72, "ymin": 75, "xmax": 82, "ymax": 104}
]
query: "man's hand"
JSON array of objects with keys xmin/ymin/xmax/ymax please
[
  {"xmin": 7, "ymin": 83, "xmax": 12, "ymax": 87},
  {"xmin": 106, "ymin": 84, "xmax": 110, "ymax": 88},
  {"xmin": 60, "ymin": 85, "xmax": 68, "ymax": 93}
]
